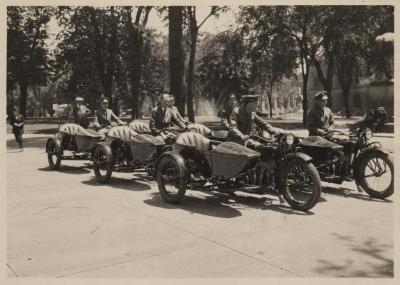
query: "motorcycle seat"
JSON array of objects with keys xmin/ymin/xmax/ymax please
[
  {"xmin": 129, "ymin": 121, "xmax": 151, "ymax": 133},
  {"xmin": 175, "ymin": 132, "xmax": 211, "ymax": 152},
  {"xmin": 107, "ymin": 126, "xmax": 138, "ymax": 141}
]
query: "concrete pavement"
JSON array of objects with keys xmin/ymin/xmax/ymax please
[{"xmin": 6, "ymin": 134, "xmax": 394, "ymax": 278}]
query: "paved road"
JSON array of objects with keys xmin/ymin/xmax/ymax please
[{"xmin": 6, "ymin": 134, "xmax": 393, "ymax": 278}]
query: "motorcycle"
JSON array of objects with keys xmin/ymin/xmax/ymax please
[
  {"xmin": 299, "ymin": 128, "xmax": 394, "ymax": 199},
  {"xmin": 155, "ymin": 131, "xmax": 321, "ymax": 211},
  {"xmin": 45, "ymin": 111, "xmax": 103, "ymax": 170},
  {"xmin": 92, "ymin": 123, "xmax": 188, "ymax": 183}
]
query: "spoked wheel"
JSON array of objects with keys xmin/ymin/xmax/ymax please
[
  {"xmin": 357, "ymin": 152, "xmax": 394, "ymax": 199},
  {"xmin": 93, "ymin": 147, "xmax": 114, "ymax": 183},
  {"xmin": 280, "ymin": 158, "xmax": 321, "ymax": 211},
  {"xmin": 156, "ymin": 155, "xmax": 187, "ymax": 204},
  {"xmin": 47, "ymin": 140, "xmax": 62, "ymax": 170}
]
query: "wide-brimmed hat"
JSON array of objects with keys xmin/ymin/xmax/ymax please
[
  {"xmin": 75, "ymin": 97, "xmax": 84, "ymax": 102},
  {"xmin": 241, "ymin": 94, "xmax": 259, "ymax": 103},
  {"xmin": 100, "ymin": 97, "xmax": 110, "ymax": 103}
]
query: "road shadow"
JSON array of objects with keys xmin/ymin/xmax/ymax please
[
  {"xmin": 313, "ymin": 233, "xmax": 393, "ymax": 277},
  {"xmin": 143, "ymin": 191, "xmax": 314, "ymax": 219},
  {"xmin": 322, "ymin": 185, "xmax": 393, "ymax": 203},
  {"xmin": 82, "ymin": 176, "xmax": 151, "ymax": 191},
  {"xmin": 7, "ymin": 136, "xmax": 47, "ymax": 150},
  {"xmin": 38, "ymin": 165, "xmax": 91, "ymax": 174}
]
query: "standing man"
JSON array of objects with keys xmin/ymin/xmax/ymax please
[
  {"xmin": 169, "ymin": 94, "xmax": 186, "ymax": 126},
  {"xmin": 73, "ymin": 97, "xmax": 91, "ymax": 128},
  {"xmin": 307, "ymin": 91, "xmax": 334, "ymax": 136},
  {"xmin": 93, "ymin": 97, "xmax": 124, "ymax": 132},
  {"xmin": 229, "ymin": 95, "xmax": 285, "ymax": 144},
  {"xmin": 9, "ymin": 106, "xmax": 24, "ymax": 150},
  {"xmin": 149, "ymin": 93, "xmax": 187, "ymax": 142}
]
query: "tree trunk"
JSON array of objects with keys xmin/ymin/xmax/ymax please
[
  {"xmin": 187, "ymin": 27, "xmax": 197, "ymax": 123},
  {"xmin": 302, "ymin": 73, "xmax": 309, "ymax": 125},
  {"xmin": 19, "ymin": 81, "xmax": 28, "ymax": 117},
  {"xmin": 168, "ymin": 6, "xmax": 185, "ymax": 115},
  {"xmin": 313, "ymin": 53, "xmax": 334, "ymax": 108},
  {"xmin": 343, "ymin": 85, "xmax": 351, "ymax": 118}
]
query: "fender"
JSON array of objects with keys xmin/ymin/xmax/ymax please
[
  {"xmin": 46, "ymin": 137, "xmax": 62, "ymax": 153},
  {"xmin": 156, "ymin": 151, "xmax": 189, "ymax": 182},
  {"xmin": 92, "ymin": 142, "xmax": 114, "ymax": 163},
  {"xmin": 286, "ymin": 151, "xmax": 313, "ymax": 163},
  {"xmin": 353, "ymin": 146, "xmax": 392, "ymax": 179},
  {"xmin": 275, "ymin": 152, "xmax": 313, "ymax": 194}
]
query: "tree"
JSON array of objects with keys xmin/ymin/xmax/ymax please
[
  {"xmin": 7, "ymin": 6, "xmax": 53, "ymax": 116},
  {"xmin": 56, "ymin": 7, "xmax": 124, "ymax": 112},
  {"xmin": 168, "ymin": 6, "xmax": 185, "ymax": 114},
  {"xmin": 331, "ymin": 6, "xmax": 393, "ymax": 117},
  {"xmin": 121, "ymin": 6, "xmax": 152, "ymax": 119},
  {"xmin": 281, "ymin": 6, "xmax": 326, "ymax": 124},
  {"xmin": 239, "ymin": 6, "xmax": 298, "ymax": 117},
  {"xmin": 196, "ymin": 31, "xmax": 252, "ymax": 108},
  {"xmin": 184, "ymin": 6, "xmax": 227, "ymax": 122}
]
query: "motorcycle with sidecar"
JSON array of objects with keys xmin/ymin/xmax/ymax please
[
  {"xmin": 92, "ymin": 123, "xmax": 188, "ymax": 183},
  {"xmin": 155, "ymin": 131, "xmax": 321, "ymax": 211},
  {"xmin": 46, "ymin": 123, "xmax": 104, "ymax": 170},
  {"xmin": 299, "ymin": 128, "xmax": 394, "ymax": 199}
]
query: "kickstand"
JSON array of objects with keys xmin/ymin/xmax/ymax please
[
  {"xmin": 278, "ymin": 194, "xmax": 285, "ymax": 204},
  {"xmin": 356, "ymin": 184, "xmax": 363, "ymax": 193}
]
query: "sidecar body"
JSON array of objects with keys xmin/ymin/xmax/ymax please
[{"xmin": 173, "ymin": 132, "xmax": 259, "ymax": 178}]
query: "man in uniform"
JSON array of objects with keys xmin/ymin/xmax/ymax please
[
  {"xmin": 220, "ymin": 94, "xmax": 238, "ymax": 130},
  {"xmin": 149, "ymin": 93, "xmax": 187, "ymax": 142},
  {"xmin": 169, "ymin": 94, "xmax": 186, "ymax": 126},
  {"xmin": 93, "ymin": 97, "xmax": 124, "ymax": 132},
  {"xmin": 73, "ymin": 97, "xmax": 91, "ymax": 128},
  {"xmin": 228, "ymin": 94, "xmax": 285, "ymax": 144},
  {"xmin": 307, "ymin": 91, "xmax": 334, "ymax": 136}
]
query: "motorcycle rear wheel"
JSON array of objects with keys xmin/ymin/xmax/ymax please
[
  {"xmin": 357, "ymin": 152, "xmax": 394, "ymax": 199},
  {"xmin": 280, "ymin": 158, "xmax": 321, "ymax": 211}
]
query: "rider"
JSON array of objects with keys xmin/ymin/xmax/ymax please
[
  {"xmin": 93, "ymin": 97, "xmax": 124, "ymax": 132},
  {"xmin": 73, "ymin": 97, "xmax": 91, "ymax": 128},
  {"xmin": 307, "ymin": 91, "xmax": 334, "ymax": 136},
  {"xmin": 220, "ymin": 94, "xmax": 238, "ymax": 130},
  {"xmin": 169, "ymin": 94, "xmax": 187, "ymax": 126},
  {"xmin": 228, "ymin": 94, "xmax": 285, "ymax": 144},
  {"xmin": 149, "ymin": 93, "xmax": 187, "ymax": 142}
]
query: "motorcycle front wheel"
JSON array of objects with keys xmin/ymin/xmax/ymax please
[
  {"xmin": 156, "ymin": 155, "xmax": 187, "ymax": 204},
  {"xmin": 357, "ymin": 151, "xmax": 394, "ymax": 199},
  {"xmin": 93, "ymin": 146, "xmax": 114, "ymax": 183},
  {"xmin": 280, "ymin": 158, "xmax": 321, "ymax": 211}
]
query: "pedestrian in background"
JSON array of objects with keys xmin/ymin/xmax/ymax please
[{"xmin": 9, "ymin": 106, "xmax": 24, "ymax": 150}]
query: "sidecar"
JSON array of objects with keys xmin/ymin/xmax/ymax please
[
  {"xmin": 92, "ymin": 125, "xmax": 166, "ymax": 183},
  {"xmin": 45, "ymin": 123, "xmax": 104, "ymax": 170},
  {"xmin": 155, "ymin": 132, "xmax": 260, "ymax": 203}
]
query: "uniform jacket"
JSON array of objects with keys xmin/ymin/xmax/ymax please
[
  {"xmin": 228, "ymin": 107, "xmax": 276, "ymax": 142},
  {"xmin": 307, "ymin": 105, "xmax": 334, "ymax": 136},
  {"xmin": 93, "ymin": 108, "xmax": 122, "ymax": 130},
  {"xmin": 149, "ymin": 105, "xmax": 186, "ymax": 135}
]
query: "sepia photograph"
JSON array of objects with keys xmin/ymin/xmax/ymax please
[{"xmin": 4, "ymin": 1, "xmax": 396, "ymax": 281}]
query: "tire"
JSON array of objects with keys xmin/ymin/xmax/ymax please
[
  {"xmin": 93, "ymin": 146, "xmax": 114, "ymax": 183},
  {"xmin": 47, "ymin": 140, "xmax": 62, "ymax": 170},
  {"xmin": 156, "ymin": 154, "xmax": 187, "ymax": 204},
  {"xmin": 280, "ymin": 158, "xmax": 321, "ymax": 211},
  {"xmin": 356, "ymin": 151, "xmax": 394, "ymax": 199}
]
